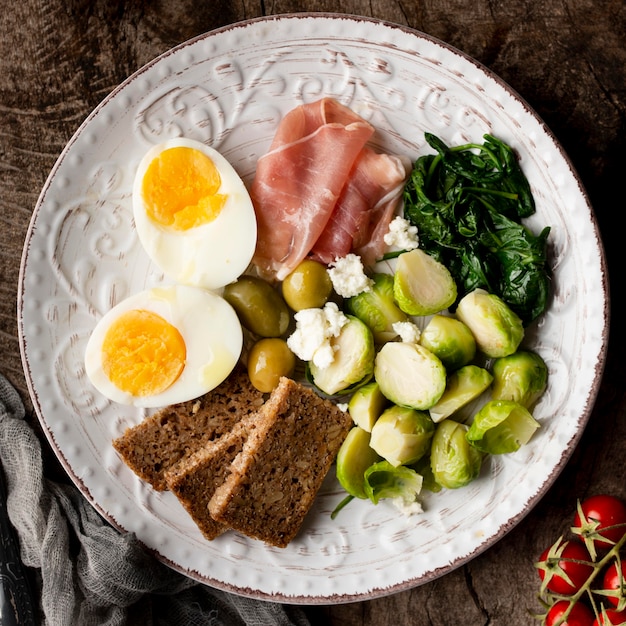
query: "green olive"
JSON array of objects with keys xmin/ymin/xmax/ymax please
[
  {"xmin": 223, "ymin": 276, "xmax": 290, "ymax": 337},
  {"xmin": 247, "ymin": 338, "xmax": 296, "ymax": 392},
  {"xmin": 281, "ymin": 259, "xmax": 333, "ymax": 311}
]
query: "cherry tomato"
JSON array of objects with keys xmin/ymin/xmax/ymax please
[
  {"xmin": 603, "ymin": 560, "xmax": 626, "ymax": 608},
  {"xmin": 593, "ymin": 609, "xmax": 626, "ymax": 625},
  {"xmin": 537, "ymin": 539, "xmax": 594, "ymax": 595},
  {"xmin": 573, "ymin": 495, "xmax": 626, "ymax": 551},
  {"xmin": 546, "ymin": 600, "xmax": 594, "ymax": 626}
]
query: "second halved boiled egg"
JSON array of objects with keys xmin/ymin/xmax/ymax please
[
  {"xmin": 84, "ymin": 284, "xmax": 243, "ymax": 408},
  {"xmin": 133, "ymin": 137, "xmax": 257, "ymax": 290}
]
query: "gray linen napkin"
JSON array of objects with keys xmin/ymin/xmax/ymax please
[{"xmin": 0, "ymin": 373, "xmax": 312, "ymax": 626}]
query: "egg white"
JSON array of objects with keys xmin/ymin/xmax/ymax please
[
  {"xmin": 132, "ymin": 137, "xmax": 257, "ymax": 290},
  {"xmin": 84, "ymin": 285, "xmax": 243, "ymax": 408}
]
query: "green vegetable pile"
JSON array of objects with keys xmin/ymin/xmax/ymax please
[
  {"xmin": 403, "ymin": 133, "xmax": 551, "ymax": 325},
  {"xmin": 331, "ymin": 285, "xmax": 549, "ymax": 517}
]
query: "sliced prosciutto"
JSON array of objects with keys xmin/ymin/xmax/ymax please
[
  {"xmin": 310, "ymin": 146, "xmax": 411, "ymax": 267},
  {"xmin": 251, "ymin": 98, "xmax": 375, "ymax": 281}
]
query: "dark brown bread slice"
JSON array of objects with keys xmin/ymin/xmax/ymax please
[
  {"xmin": 208, "ymin": 377, "xmax": 353, "ymax": 548},
  {"xmin": 164, "ymin": 416, "xmax": 257, "ymax": 540},
  {"xmin": 112, "ymin": 364, "xmax": 265, "ymax": 490}
]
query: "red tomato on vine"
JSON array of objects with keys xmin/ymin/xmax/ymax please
[
  {"xmin": 603, "ymin": 560, "xmax": 626, "ymax": 609},
  {"xmin": 573, "ymin": 495, "xmax": 626, "ymax": 558},
  {"xmin": 537, "ymin": 537, "xmax": 594, "ymax": 595},
  {"xmin": 545, "ymin": 600, "xmax": 594, "ymax": 626}
]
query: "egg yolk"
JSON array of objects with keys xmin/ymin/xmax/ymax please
[
  {"xmin": 141, "ymin": 146, "xmax": 227, "ymax": 231},
  {"xmin": 101, "ymin": 309, "xmax": 186, "ymax": 397}
]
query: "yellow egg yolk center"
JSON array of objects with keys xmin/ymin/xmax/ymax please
[
  {"xmin": 101, "ymin": 309, "xmax": 186, "ymax": 397},
  {"xmin": 142, "ymin": 146, "xmax": 227, "ymax": 230}
]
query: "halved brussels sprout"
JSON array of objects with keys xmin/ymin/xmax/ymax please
[
  {"xmin": 374, "ymin": 342, "xmax": 447, "ymax": 410},
  {"xmin": 491, "ymin": 350, "xmax": 548, "ymax": 409},
  {"xmin": 455, "ymin": 288, "xmax": 524, "ymax": 358},
  {"xmin": 348, "ymin": 381, "xmax": 388, "ymax": 432},
  {"xmin": 420, "ymin": 314, "xmax": 476, "ymax": 371},
  {"xmin": 309, "ymin": 315, "xmax": 374, "ymax": 395},
  {"xmin": 430, "ymin": 419, "xmax": 483, "ymax": 489},
  {"xmin": 466, "ymin": 400, "xmax": 540, "ymax": 454},
  {"xmin": 369, "ymin": 405, "xmax": 435, "ymax": 467},
  {"xmin": 346, "ymin": 273, "xmax": 409, "ymax": 343},
  {"xmin": 363, "ymin": 460, "xmax": 423, "ymax": 506},
  {"xmin": 393, "ymin": 248, "xmax": 457, "ymax": 316},
  {"xmin": 374, "ymin": 342, "xmax": 446, "ymax": 411},
  {"xmin": 336, "ymin": 426, "xmax": 382, "ymax": 499},
  {"xmin": 429, "ymin": 365, "xmax": 493, "ymax": 423}
]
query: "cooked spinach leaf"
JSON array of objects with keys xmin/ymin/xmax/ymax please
[{"xmin": 403, "ymin": 133, "xmax": 550, "ymax": 325}]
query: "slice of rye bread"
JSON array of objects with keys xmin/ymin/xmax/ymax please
[
  {"xmin": 112, "ymin": 364, "xmax": 265, "ymax": 491},
  {"xmin": 208, "ymin": 376, "xmax": 353, "ymax": 548},
  {"xmin": 164, "ymin": 416, "xmax": 258, "ymax": 540}
]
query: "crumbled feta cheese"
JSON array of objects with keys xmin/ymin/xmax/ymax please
[
  {"xmin": 286, "ymin": 302, "xmax": 348, "ymax": 369},
  {"xmin": 336, "ymin": 402, "xmax": 349, "ymax": 413},
  {"xmin": 392, "ymin": 496, "xmax": 424, "ymax": 516},
  {"xmin": 327, "ymin": 254, "xmax": 373, "ymax": 298},
  {"xmin": 392, "ymin": 320, "xmax": 421, "ymax": 344},
  {"xmin": 384, "ymin": 216, "xmax": 419, "ymax": 251}
]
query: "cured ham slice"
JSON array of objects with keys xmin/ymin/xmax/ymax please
[
  {"xmin": 251, "ymin": 98, "xmax": 374, "ymax": 281},
  {"xmin": 310, "ymin": 147, "xmax": 410, "ymax": 267}
]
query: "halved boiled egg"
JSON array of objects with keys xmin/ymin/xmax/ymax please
[
  {"xmin": 84, "ymin": 285, "xmax": 243, "ymax": 408},
  {"xmin": 133, "ymin": 138, "xmax": 257, "ymax": 290}
]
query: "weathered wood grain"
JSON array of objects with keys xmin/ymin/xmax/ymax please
[{"xmin": 1, "ymin": 1, "xmax": 625, "ymax": 624}]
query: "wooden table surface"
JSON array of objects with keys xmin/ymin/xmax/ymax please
[{"xmin": 1, "ymin": 1, "xmax": 623, "ymax": 624}]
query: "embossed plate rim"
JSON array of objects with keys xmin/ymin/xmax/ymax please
[{"xmin": 17, "ymin": 13, "xmax": 609, "ymax": 603}]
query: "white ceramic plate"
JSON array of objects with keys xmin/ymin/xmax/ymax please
[{"xmin": 18, "ymin": 14, "xmax": 608, "ymax": 602}]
